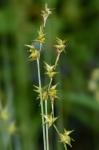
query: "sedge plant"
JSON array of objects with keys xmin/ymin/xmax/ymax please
[{"xmin": 26, "ymin": 4, "xmax": 73, "ymax": 150}]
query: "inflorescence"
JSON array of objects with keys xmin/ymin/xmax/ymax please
[{"xmin": 26, "ymin": 4, "xmax": 73, "ymax": 150}]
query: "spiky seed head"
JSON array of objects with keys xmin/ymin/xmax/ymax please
[
  {"xmin": 59, "ymin": 129, "xmax": 73, "ymax": 147},
  {"xmin": 54, "ymin": 38, "xmax": 66, "ymax": 53},
  {"xmin": 35, "ymin": 26, "xmax": 45, "ymax": 44},
  {"xmin": 26, "ymin": 44, "xmax": 40, "ymax": 61},
  {"xmin": 44, "ymin": 62, "xmax": 57, "ymax": 78},
  {"xmin": 34, "ymin": 85, "xmax": 49, "ymax": 101},
  {"xmin": 29, "ymin": 50, "xmax": 40, "ymax": 61},
  {"xmin": 48, "ymin": 84, "xmax": 58, "ymax": 101},
  {"xmin": 41, "ymin": 4, "xmax": 52, "ymax": 27},
  {"xmin": 44, "ymin": 113, "xmax": 57, "ymax": 127},
  {"xmin": 42, "ymin": 91, "xmax": 49, "ymax": 101}
]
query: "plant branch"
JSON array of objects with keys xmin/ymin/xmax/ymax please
[{"xmin": 37, "ymin": 58, "xmax": 46, "ymax": 150}]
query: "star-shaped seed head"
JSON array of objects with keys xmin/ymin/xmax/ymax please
[
  {"xmin": 34, "ymin": 85, "xmax": 49, "ymax": 101},
  {"xmin": 41, "ymin": 4, "xmax": 52, "ymax": 27},
  {"xmin": 35, "ymin": 26, "xmax": 45, "ymax": 44},
  {"xmin": 59, "ymin": 129, "xmax": 73, "ymax": 147},
  {"xmin": 54, "ymin": 38, "xmax": 66, "ymax": 53},
  {"xmin": 44, "ymin": 114, "xmax": 57, "ymax": 127},
  {"xmin": 48, "ymin": 84, "xmax": 58, "ymax": 101},
  {"xmin": 26, "ymin": 45, "xmax": 40, "ymax": 61},
  {"xmin": 44, "ymin": 62, "xmax": 57, "ymax": 78}
]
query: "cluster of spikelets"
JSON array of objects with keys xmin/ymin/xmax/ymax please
[{"xmin": 26, "ymin": 4, "xmax": 73, "ymax": 150}]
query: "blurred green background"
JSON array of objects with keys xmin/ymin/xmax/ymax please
[{"xmin": 0, "ymin": 0, "xmax": 99, "ymax": 150}]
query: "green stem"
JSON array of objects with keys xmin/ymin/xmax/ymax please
[
  {"xmin": 53, "ymin": 125, "xmax": 60, "ymax": 136},
  {"xmin": 48, "ymin": 53, "xmax": 61, "ymax": 118},
  {"xmin": 48, "ymin": 53, "xmax": 60, "ymax": 90},
  {"xmin": 45, "ymin": 101, "xmax": 49, "ymax": 150},
  {"xmin": 37, "ymin": 58, "xmax": 46, "ymax": 150},
  {"xmin": 40, "ymin": 43, "xmax": 49, "ymax": 150},
  {"xmin": 51, "ymin": 102, "xmax": 54, "ymax": 117},
  {"xmin": 48, "ymin": 53, "xmax": 60, "ymax": 89},
  {"xmin": 48, "ymin": 78, "xmax": 52, "ymax": 89},
  {"xmin": 64, "ymin": 144, "xmax": 67, "ymax": 150},
  {"xmin": 54, "ymin": 53, "xmax": 60, "ymax": 68}
]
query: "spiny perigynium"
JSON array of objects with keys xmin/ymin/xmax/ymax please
[
  {"xmin": 34, "ymin": 85, "xmax": 49, "ymax": 101},
  {"xmin": 48, "ymin": 84, "xmax": 58, "ymax": 102},
  {"xmin": 44, "ymin": 62, "xmax": 57, "ymax": 78},
  {"xmin": 41, "ymin": 3, "xmax": 52, "ymax": 27},
  {"xmin": 34, "ymin": 84, "xmax": 58, "ymax": 102},
  {"xmin": 44, "ymin": 113, "xmax": 57, "ymax": 128},
  {"xmin": 42, "ymin": 90, "xmax": 49, "ymax": 101},
  {"xmin": 54, "ymin": 37, "xmax": 66, "ymax": 54},
  {"xmin": 59, "ymin": 129, "xmax": 73, "ymax": 147},
  {"xmin": 26, "ymin": 45, "xmax": 40, "ymax": 61},
  {"xmin": 35, "ymin": 26, "xmax": 45, "ymax": 44}
]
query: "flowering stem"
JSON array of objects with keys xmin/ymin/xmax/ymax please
[
  {"xmin": 64, "ymin": 144, "xmax": 67, "ymax": 150},
  {"xmin": 54, "ymin": 53, "xmax": 61, "ymax": 68},
  {"xmin": 45, "ymin": 100, "xmax": 49, "ymax": 150},
  {"xmin": 37, "ymin": 58, "xmax": 46, "ymax": 150},
  {"xmin": 48, "ymin": 53, "xmax": 60, "ymax": 89},
  {"xmin": 48, "ymin": 53, "xmax": 61, "ymax": 118},
  {"xmin": 53, "ymin": 124, "xmax": 60, "ymax": 136},
  {"xmin": 48, "ymin": 78, "xmax": 52, "ymax": 88},
  {"xmin": 51, "ymin": 102, "xmax": 54, "ymax": 117},
  {"xmin": 54, "ymin": 125, "xmax": 68, "ymax": 150}
]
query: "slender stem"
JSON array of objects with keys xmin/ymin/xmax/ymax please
[
  {"xmin": 48, "ymin": 78, "xmax": 52, "ymax": 89},
  {"xmin": 51, "ymin": 102, "xmax": 54, "ymax": 117},
  {"xmin": 54, "ymin": 53, "xmax": 60, "ymax": 68},
  {"xmin": 37, "ymin": 58, "xmax": 46, "ymax": 150},
  {"xmin": 54, "ymin": 125, "xmax": 68, "ymax": 150},
  {"xmin": 48, "ymin": 53, "xmax": 60, "ymax": 90},
  {"xmin": 48, "ymin": 53, "xmax": 61, "ymax": 118},
  {"xmin": 45, "ymin": 60, "xmax": 50, "ymax": 150},
  {"xmin": 53, "ymin": 125, "xmax": 60, "ymax": 136},
  {"xmin": 40, "ymin": 41, "xmax": 49, "ymax": 150},
  {"xmin": 45, "ymin": 101, "xmax": 49, "ymax": 150},
  {"xmin": 64, "ymin": 144, "xmax": 67, "ymax": 150},
  {"xmin": 39, "ymin": 43, "xmax": 42, "ymax": 52}
]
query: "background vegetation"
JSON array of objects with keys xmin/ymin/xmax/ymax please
[{"xmin": 0, "ymin": 0, "xmax": 99, "ymax": 150}]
